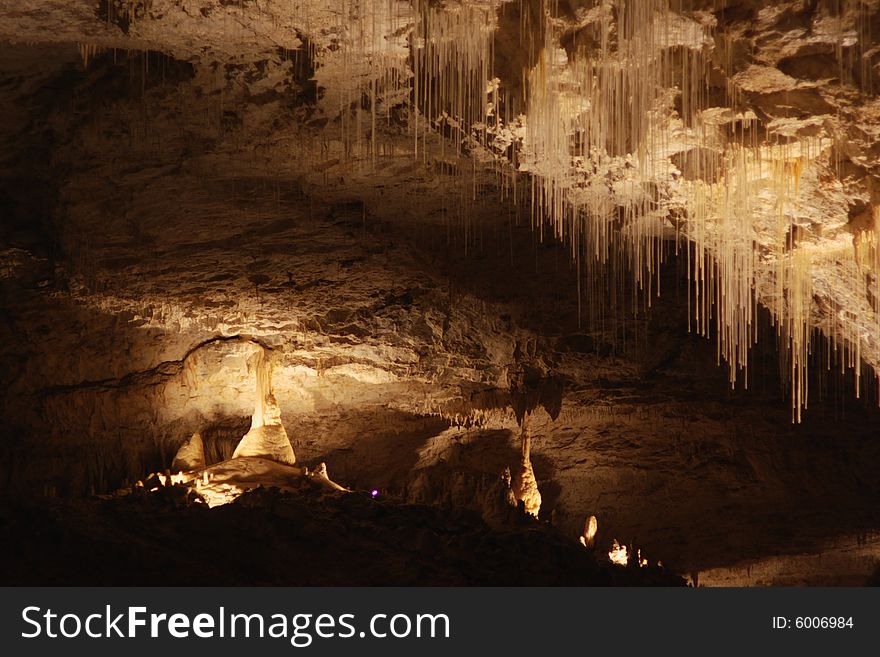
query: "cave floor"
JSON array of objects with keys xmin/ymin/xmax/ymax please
[{"xmin": 0, "ymin": 487, "xmax": 683, "ymax": 587}]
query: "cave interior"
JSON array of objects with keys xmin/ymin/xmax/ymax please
[{"xmin": 1, "ymin": 0, "xmax": 879, "ymax": 586}]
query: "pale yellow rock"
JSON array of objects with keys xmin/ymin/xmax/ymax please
[
  {"xmin": 233, "ymin": 393, "xmax": 297, "ymax": 465},
  {"xmin": 512, "ymin": 417, "xmax": 542, "ymax": 517},
  {"xmin": 580, "ymin": 515, "xmax": 598, "ymax": 549},
  {"xmin": 232, "ymin": 350, "xmax": 297, "ymax": 466},
  {"xmin": 306, "ymin": 461, "xmax": 347, "ymax": 491},
  {"xmin": 172, "ymin": 432, "xmax": 205, "ymax": 472}
]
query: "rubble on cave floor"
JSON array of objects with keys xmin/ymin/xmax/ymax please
[{"xmin": 133, "ymin": 455, "xmax": 347, "ymax": 508}]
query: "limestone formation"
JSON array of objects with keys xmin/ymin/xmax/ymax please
[
  {"xmin": 481, "ymin": 467, "xmax": 518, "ymax": 528},
  {"xmin": 232, "ymin": 351, "xmax": 297, "ymax": 466},
  {"xmin": 305, "ymin": 461, "xmax": 347, "ymax": 491},
  {"xmin": 233, "ymin": 392, "xmax": 297, "ymax": 465},
  {"xmin": 171, "ymin": 432, "xmax": 205, "ymax": 472},
  {"xmin": 512, "ymin": 417, "xmax": 542, "ymax": 518},
  {"xmin": 580, "ymin": 515, "xmax": 598, "ymax": 549}
]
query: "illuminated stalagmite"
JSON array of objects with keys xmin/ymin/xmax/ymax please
[
  {"xmin": 580, "ymin": 515, "xmax": 598, "ymax": 549},
  {"xmin": 232, "ymin": 350, "xmax": 297, "ymax": 466},
  {"xmin": 512, "ymin": 416, "xmax": 542, "ymax": 517}
]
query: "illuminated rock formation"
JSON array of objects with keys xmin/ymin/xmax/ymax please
[
  {"xmin": 232, "ymin": 351, "xmax": 296, "ymax": 466},
  {"xmin": 580, "ymin": 515, "xmax": 598, "ymax": 549},
  {"xmin": 306, "ymin": 461, "xmax": 347, "ymax": 492},
  {"xmin": 512, "ymin": 417, "xmax": 542, "ymax": 517},
  {"xmin": 171, "ymin": 432, "xmax": 205, "ymax": 472}
]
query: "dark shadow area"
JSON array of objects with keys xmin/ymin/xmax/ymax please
[
  {"xmin": 0, "ymin": 487, "xmax": 683, "ymax": 586},
  {"xmin": 311, "ymin": 411, "xmax": 450, "ymax": 493}
]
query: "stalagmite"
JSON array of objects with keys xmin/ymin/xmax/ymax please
[
  {"xmin": 580, "ymin": 515, "xmax": 598, "ymax": 549},
  {"xmin": 482, "ymin": 466, "xmax": 518, "ymax": 528},
  {"xmin": 172, "ymin": 432, "xmax": 205, "ymax": 472},
  {"xmin": 608, "ymin": 539, "xmax": 628, "ymax": 566},
  {"xmin": 512, "ymin": 415, "xmax": 541, "ymax": 517},
  {"xmin": 232, "ymin": 349, "xmax": 297, "ymax": 466}
]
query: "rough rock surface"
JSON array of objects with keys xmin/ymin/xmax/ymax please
[{"xmin": 171, "ymin": 431, "xmax": 205, "ymax": 471}]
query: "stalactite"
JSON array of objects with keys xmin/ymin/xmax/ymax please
[
  {"xmin": 412, "ymin": 0, "xmax": 495, "ymax": 154},
  {"xmin": 68, "ymin": 0, "xmax": 877, "ymax": 424},
  {"xmin": 315, "ymin": 0, "xmax": 412, "ymax": 160},
  {"xmin": 250, "ymin": 347, "xmax": 273, "ymax": 430},
  {"xmin": 78, "ymin": 43, "xmax": 105, "ymax": 69},
  {"xmin": 468, "ymin": 0, "xmax": 880, "ymax": 420}
]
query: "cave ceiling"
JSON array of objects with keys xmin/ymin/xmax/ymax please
[{"xmin": 2, "ymin": 1, "xmax": 878, "ymax": 417}]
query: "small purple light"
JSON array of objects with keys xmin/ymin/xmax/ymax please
[{"xmin": 371, "ymin": 489, "xmax": 379, "ymax": 497}]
